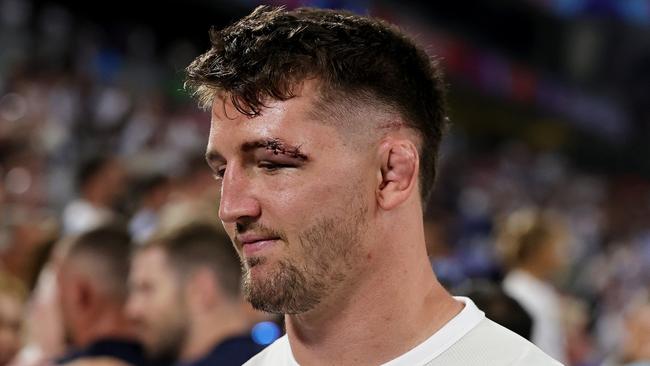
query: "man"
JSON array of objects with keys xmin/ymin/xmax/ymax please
[
  {"xmin": 126, "ymin": 222, "xmax": 264, "ymax": 366},
  {"xmin": 57, "ymin": 225, "xmax": 146, "ymax": 366},
  {"xmin": 186, "ymin": 6, "xmax": 562, "ymax": 365}
]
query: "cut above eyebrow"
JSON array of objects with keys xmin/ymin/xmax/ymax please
[
  {"xmin": 205, "ymin": 138, "xmax": 310, "ymax": 166},
  {"xmin": 242, "ymin": 138, "xmax": 309, "ymax": 161}
]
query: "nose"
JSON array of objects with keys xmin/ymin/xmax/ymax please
[{"xmin": 219, "ymin": 165, "xmax": 262, "ymax": 224}]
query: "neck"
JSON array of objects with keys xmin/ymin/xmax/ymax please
[
  {"xmin": 285, "ymin": 212, "xmax": 463, "ymax": 365},
  {"xmin": 180, "ymin": 304, "xmax": 250, "ymax": 362},
  {"xmin": 76, "ymin": 307, "xmax": 136, "ymax": 348}
]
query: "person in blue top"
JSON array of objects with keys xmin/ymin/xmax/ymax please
[{"xmin": 127, "ymin": 222, "xmax": 269, "ymax": 366}]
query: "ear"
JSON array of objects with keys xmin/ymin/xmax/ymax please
[
  {"xmin": 376, "ymin": 139, "xmax": 419, "ymax": 210},
  {"xmin": 185, "ymin": 268, "xmax": 220, "ymax": 311},
  {"xmin": 75, "ymin": 277, "xmax": 95, "ymax": 312}
]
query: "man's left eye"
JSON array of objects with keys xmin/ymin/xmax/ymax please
[{"xmin": 258, "ymin": 161, "xmax": 293, "ymax": 171}]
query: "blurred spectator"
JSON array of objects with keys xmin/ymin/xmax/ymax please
[
  {"xmin": 128, "ymin": 174, "xmax": 171, "ymax": 244},
  {"xmin": 619, "ymin": 292, "xmax": 650, "ymax": 366},
  {"xmin": 151, "ymin": 156, "xmax": 221, "ymax": 241},
  {"xmin": 56, "ymin": 225, "xmax": 146, "ymax": 366},
  {"xmin": 424, "ymin": 212, "xmax": 466, "ymax": 288},
  {"xmin": 497, "ymin": 208, "xmax": 569, "ymax": 364},
  {"xmin": 0, "ymin": 205, "xmax": 58, "ymax": 290},
  {"xmin": 0, "ymin": 272, "xmax": 27, "ymax": 366},
  {"xmin": 62, "ymin": 157, "xmax": 126, "ymax": 235},
  {"xmin": 127, "ymin": 222, "xmax": 267, "ymax": 366},
  {"xmin": 9, "ymin": 237, "xmax": 70, "ymax": 366}
]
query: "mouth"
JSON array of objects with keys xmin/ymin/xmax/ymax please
[{"xmin": 237, "ymin": 235, "xmax": 281, "ymax": 256}]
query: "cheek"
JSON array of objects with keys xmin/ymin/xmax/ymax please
[
  {"xmin": 156, "ymin": 284, "xmax": 182, "ymax": 317},
  {"xmin": 58, "ymin": 290, "xmax": 74, "ymax": 317},
  {"xmin": 263, "ymin": 170, "xmax": 356, "ymax": 218}
]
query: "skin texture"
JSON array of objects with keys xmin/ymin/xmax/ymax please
[{"xmin": 206, "ymin": 80, "xmax": 463, "ymax": 365}]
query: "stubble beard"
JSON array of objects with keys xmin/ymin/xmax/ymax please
[
  {"xmin": 143, "ymin": 298, "xmax": 189, "ymax": 361},
  {"xmin": 241, "ymin": 198, "xmax": 368, "ymax": 315}
]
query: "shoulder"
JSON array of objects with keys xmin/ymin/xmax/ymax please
[
  {"xmin": 243, "ymin": 335, "xmax": 293, "ymax": 366},
  {"xmin": 432, "ymin": 318, "xmax": 563, "ymax": 366}
]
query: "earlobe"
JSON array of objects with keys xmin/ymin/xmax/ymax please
[{"xmin": 376, "ymin": 140, "xmax": 418, "ymax": 210}]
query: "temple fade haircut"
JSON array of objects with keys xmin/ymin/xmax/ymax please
[
  {"xmin": 66, "ymin": 224, "xmax": 132, "ymax": 302},
  {"xmin": 147, "ymin": 223, "xmax": 242, "ymax": 299},
  {"xmin": 185, "ymin": 6, "xmax": 449, "ymax": 204}
]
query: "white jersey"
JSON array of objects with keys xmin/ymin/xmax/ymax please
[{"xmin": 244, "ymin": 297, "xmax": 562, "ymax": 366}]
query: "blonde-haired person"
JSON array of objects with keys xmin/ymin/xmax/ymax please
[
  {"xmin": 497, "ymin": 208, "xmax": 569, "ymax": 364},
  {"xmin": 618, "ymin": 291, "xmax": 650, "ymax": 366}
]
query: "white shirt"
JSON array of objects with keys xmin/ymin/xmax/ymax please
[
  {"xmin": 62, "ymin": 198, "xmax": 114, "ymax": 235},
  {"xmin": 244, "ymin": 297, "xmax": 562, "ymax": 366},
  {"xmin": 503, "ymin": 269, "xmax": 567, "ymax": 364},
  {"xmin": 129, "ymin": 208, "xmax": 159, "ymax": 244}
]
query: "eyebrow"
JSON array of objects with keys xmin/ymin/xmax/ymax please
[
  {"xmin": 205, "ymin": 137, "xmax": 310, "ymax": 166},
  {"xmin": 242, "ymin": 138, "xmax": 309, "ymax": 161},
  {"xmin": 205, "ymin": 150, "xmax": 225, "ymax": 166}
]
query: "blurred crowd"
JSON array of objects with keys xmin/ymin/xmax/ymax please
[
  {"xmin": 428, "ymin": 139, "xmax": 650, "ymax": 365},
  {"xmin": 1, "ymin": 0, "xmax": 649, "ymax": 365}
]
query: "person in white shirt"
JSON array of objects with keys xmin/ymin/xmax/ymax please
[
  {"xmin": 62, "ymin": 156, "xmax": 126, "ymax": 235},
  {"xmin": 185, "ymin": 6, "xmax": 562, "ymax": 365},
  {"xmin": 497, "ymin": 208, "xmax": 569, "ymax": 363}
]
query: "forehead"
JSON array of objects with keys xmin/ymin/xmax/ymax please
[
  {"xmin": 132, "ymin": 247, "xmax": 171, "ymax": 275},
  {"xmin": 207, "ymin": 82, "xmax": 353, "ymax": 156}
]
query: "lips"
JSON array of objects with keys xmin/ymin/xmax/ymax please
[{"xmin": 237, "ymin": 234, "xmax": 281, "ymax": 256}]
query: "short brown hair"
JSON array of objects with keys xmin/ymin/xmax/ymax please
[
  {"xmin": 66, "ymin": 224, "xmax": 132, "ymax": 302},
  {"xmin": 147, "ymin": 223, "xmax": 241, "ymax": 298},
  {"xmin": 185, "ymin": 6, "xmax": 449, "ymax": 204}
]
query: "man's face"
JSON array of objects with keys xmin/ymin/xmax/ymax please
[
  {"xmin": 126, "ymin": 248, "xmax": 188, "ymax": 359},
  {"xmin": 0, "ymin": 294, "xmax": 23, "ymax": 365},
  {"xmin": 206, "ymin": 82, "xmax": 375, "ymax": 314}
]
